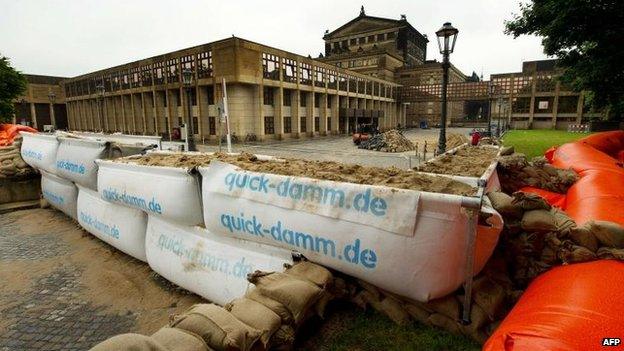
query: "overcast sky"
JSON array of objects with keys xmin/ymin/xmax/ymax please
[{"xmin": 0, "ymin": 0, "xmax": 549, "ymax": 79}]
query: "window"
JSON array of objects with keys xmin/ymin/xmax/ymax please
[
  {"xmin": 153, "ymin": 62, "xmax": 165, "ymax": 85},
  {"xmin": 512, "ymin": 97, "xmax": 531, "ymax": 113},
  {"xmin": 368, "ymin": 35, "xmax": 375, "ymax": 42},
  {"xmin": 264, "ymin": 116, "xmax": 274, "ymax": 135},
  {"xmin": 282, "ymin": 58, "xmax": 297, "ymax": 83},
  {"xmin": 314, "ymin": 93, "xmax": 320, "ymax": 108},
  {"xmin": 283, "ymin": 116, "xmax": 292, "ymax": 133},
  {"xmin": 314, "ymin": 67, "xmax": 325, "ymax": 88},
  {"xmin": 121, "ymin": 71, "xmax": 130, "ymax": 89},
  {"xmin": 300, "ymin": 117, "xmax": 307, "ymax": 133},
  {"xmin": 300, "ymin": 93, "xmax": 307, "ymax": 107},
  {"xmin": 130, "ymin": 67, "xmax": 141, "ymax": 88},
  {"xmin": 341, "ymin": 40, "xmax": 348, "ymax": 48},
  {"xmin": 328, "ymin": 70, "xmax": 337, "ymax": 89},
  {"xmin": 327, "ymin": 95, "xmax": 332, "ymax": 107},
  {"xmin": 283, "ymin": 89, "xmax": 291, "ymax": 106},
  {"xmin": 197, "ymin": 51, "xmax": 213, "ymax": 78},
  {"xmin": 387, "ymin": 32, "xmax": 396, "ymax": 39},
  {"xmin": 209, "ymin": 116, "xmax": 216, "ymax": 135},
  {"xmin": 314, "ymin": 117, "xmax": 320, "ymax": 132},
  {"xmin": 350, "ymin": 38, "xmax": 356, "ymax": 45},
  {"xmin": 206, "ymin": 85, "xmax": 214, "ymax": 105},
  {"xmin": 377, "ymin": 33, "xmax": 384, "ymax": 41},
  {"xmin": 192, "ymin": 117, "xmax": 199, "ymax": 134},
  {"xmin": 181, "ymin": 55, "xmax": 194, "ymax": 78},
  {"xmin": 189, "ymin": 88, "xmax": 197, "ymax": 106},
  {"xmin": 358, "ymin": 37, "xmax": 365, "ymax": 45},
  {"xmin": 262, "ymin": 53, "xmax": 280, "ymax": 80},
  {"xmin": 338, "ymin": 75, "xmax": 347, "ymax": 91},
  {"xmin": 327, "ymin": 117, "xmax": 331, "ymax": 130},
  {"xmin": 558, "ymin": 96, "xmax": 578, "ymax": 113},
  {"xmin": 166, "ymin": 58, "xmax": 179, "ymax": 83},
  {"xmin": 299, "ymin": 62, "xmax": 312, "ymax": 85},
  {"xmin": 535, "ymin": 75, "xmax": 555, "ymax": 92},
  {"xmin": 141, "ymin": 65, "xmax": 152, "ymax": 86},
  {"xmin": 349, "ymin": 77, "xmax": 357, "ymax": 93},
  {"xmin": 263, "ymin": 87, "xmax": 274, "ymax": 106},
  {"xmin": 175, "ymin": 91, "xmax": 181, "ymax": 106}
]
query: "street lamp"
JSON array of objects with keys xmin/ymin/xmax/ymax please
[
  {"xmin": 488, "ymin": 83, "xmax": 495, "ymax": 137},
  {"xmin": 182, "ymin": 68, "xmax": 197, "ymax": 151},
  {"xmin": 48, "ymin": 91, "xmax": 57, "ymax": 130},
  {"xmin": 95, "ymin": 84, "xmax": 105, "ymax": 132},
  {"xmin": 435, "ymin": 22, "xmax": 458, "ymax": 154}
]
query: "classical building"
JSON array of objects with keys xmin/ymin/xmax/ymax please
[
  {"xmin": 63, "ymin": 36, "xmax": 403, "ymax": 141},
  {"xmin": 13, "ymin": 75, "xmax": 68, "ymax": 131}
]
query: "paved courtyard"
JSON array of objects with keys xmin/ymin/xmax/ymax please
[{"xmin": 196, "ymin": 128, "xmax": 472, "ymax": 169}]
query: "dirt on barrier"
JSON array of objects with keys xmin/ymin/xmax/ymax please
[
  {"xmin": 417, "ymin": 146, "xmax": 499, "ymax": 178},
  {"xmin": 120, "ymin": 153, "xmax": 476, "ymax": 196}
]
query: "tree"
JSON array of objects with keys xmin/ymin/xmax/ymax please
[
  {"xmin": 506, "ymin": 0, "xmax": 624, "ymax": 119},
  {"xmin": 0, "ymin": 55, "xmax": 27, "ymax": 123}
]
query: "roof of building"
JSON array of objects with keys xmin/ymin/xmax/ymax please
[{"xmin": 24, "ymin": 74, "xmax": 67, "ymax": 85}]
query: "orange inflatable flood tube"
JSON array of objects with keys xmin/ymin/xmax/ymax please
[
  {"xmin": 483, "ymin": 260, "xmax": 624, "ymax": 351},
  {"xmin": 0, "ymin": 123, "xmax": 37, "ymax": 146}
]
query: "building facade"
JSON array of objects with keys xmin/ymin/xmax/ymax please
[
  {"xmin": 13, "ymin": 75, "xmax": 68, "ymax": 131},
  {"xmin": 63, "ymin": 37, "xmax": 403, "ymax": 141}
]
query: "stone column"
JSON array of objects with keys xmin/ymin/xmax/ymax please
[
  {"xmin": 551, "ymin": 81, "xmax": 560, "ymax": 129},
  {"xmin": 30, "ymin": 102, "xmax": 38, "ymax": 130},
  {"xmin": 275, "ymin": 87, "xmax": 284, "ymax": 139},
  {"xmin": 292, "ymin": 90, "xmax": 300, "ymax": 135}
]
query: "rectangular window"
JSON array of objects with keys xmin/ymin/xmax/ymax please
[
  {"xmin": 368, "ymin": 35, "xmax": 375, "ymax": 42},
  {"xmin": 350, "ymin": 38, "xmax": 356, "ymax": 45},
  {"xmin": 314, "ymin": 93, "xmax": 320, "ymax": 108},
  {"xmin": 327, "ymin": 95, "xmax": 332, "ymax": 108},
  {"xmin": 197, "ymin": 51, "xmax": 213, "ymax": 78},
  {"xmin": 377, "ymin": 34, "xmax": 384, "ymax": 41},
  {"xmin": 189, "ymin": 88, "xmax": 197, "ymax": 106},
  {"xmin": 300, "ymin": 93, "xmax": 307, "ymax": 107},
  {"xmin": 141, "ymin": 65, "xmax": 152, "ymax": 86},
  {"xmin": 206, "ymin": 85, "xmax": 214, "ymax": 105},
  {"xmin": 209, "ymin": 116, "xmax": 216, "ymax": 135},
  {"xmin": 300, "ymin": 62, "xmax": 312, "ymax": 85},
  {"xmin": 328, "ymin": 70, "xmax": 337, "ymax": 89},
  {"xmin": 264, "ymin": 116, "xmax": 274, "ymax": 135},
  {"xmin": 314, "ymin": 67, "xmax": 325, "ymax": 87},
  {"xmin": 283, "ymin": 89, "xmax": 291, "ymax": 106},
  {"xmin": 175, "ymin": 91, "xmax": 181, "ymax": 106},
  {"xmin": 283, "ymin": 116, "xmax": 292, "ymax": 133},
  {"xmin": 327, "ymin": 117, "xmax": 331, "ymax": 130},
  {"xmin": 262, "ymin": 53, "xmax": 280, "ymax": 80},
  {"xmin": 166, "ymin": 58, "xmax": 179, "ymax": 83},
  {"xmin": 153, "ymin": 62, "xmax": 165, "ymax": 85},
  {"xmin": 282, "ymin": 58, "xmax": 297, "ymax": 83},
  {"xmin": 263, "ymin": 87, "xmax": 274, "ymax": 106},
  {"xmin": 300, "ymin": 117, "xmax": 307, "ymax": 133},
  {"xmin": 314, "ymin": 117, "xmax": 320, "ymax": 132},
  {"xmin": 181, "ymin": 55, "xmax": 194, "ymax": 79},
  {"xmin": 192, "ymin": 117, "xmax": 199, "ymax": 134}
]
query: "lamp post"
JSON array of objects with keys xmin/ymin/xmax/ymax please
[
  {"xmin": 182, "ymin": 68, "xmax": 196, "ymax": 151},
  {"xmin": 435, "ymin": 22, "xmax": 458, "ymax": 154},
  {"xmin": 488, "ymin": 84, "xmax": 495, "ymax": 137},
  {"xmin": 48, "ymin": 91, "xmax": 57, "ymax": 130},
  {"xmin": 95, "ymin": 84, "xmax": 105, "ymax": 132}
]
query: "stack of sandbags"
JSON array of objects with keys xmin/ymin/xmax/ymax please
[
  {"xmin": 358, "ymin": 129, "xmax": 415, "ymax": 152},
  {"xmin": 90, "ymin": 329, "xmax": 209, "ymax": 351},
  {"xmin": 447, "ymin": 133, "xmax": 469, "ymax": 149},
  {"xmin": 487, "ymin": 191, "xmax": 624, "ymax": 288},
  {"xmin": 497, "ymin": 153, "xmax": 578, "ymax": 194},
  {"xmin": 0, "ymin": 136, "xmax": 34, "ymax": 178},
  {"xmin": 349, "ymin": 262, "xmax": 511, "ymax": 344}
]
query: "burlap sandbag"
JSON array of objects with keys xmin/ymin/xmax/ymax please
[
  {"xmin": 568, "ymin": 226, "xmax": 599, "ymax": 252},
  {"xmin": 521, "ymin": 210, "xmax": 557, "ymax": 232},
  {"xmin": 225, "ymin": 298, "xmax": 281, "ymax": 349},
  {"xmin": 472, "ymin": 276, "xmax": 505, "ymax": 321},
  {"xmin": 404, "ymin": 302, "xmax": 431, "ymax": 325},
  {"xmin": 151, "ymin": 327, "xmax": 210, "ymax": 351},
  {"xmin": 427, "ymin": 313, "xmax": 462, "ymax": 334},
  {"xmin": 597, "ymin": 247, "xmax": 624, "ymax": 260},
  {"xmin": 357, "ymin": 279, "xmax": 381, "ymax": 301},
  {"xmin": 245, "ymin": 288, "xmax": 293, "ymax": 324},
  {"xmin": 499, "ymin": 146, "xmax": 514, "ymax": 156},
  {"xmin": 551, "ymin": 208, "xmax": 576, "ymax": 233},
  {"xmin": 270, "ymin": 325, "xmax": 295, "ymax": 349},
  {"xmin": 558, "ymin": 244, "xmax": 596, "ymax": 264},
  {"xmin": 90, "ymin": 333, "xmax": 168, "ymax": 351},
  {"xmin": 247, "ymin": 272, "xmax": 322, "ymax": 324},
  {"xmin": 314, "ymin": 290, "xmax": 334, "ymax": 318},
  {"xmin": 425, "ymin": 295, "xmax": 460, "ymax": 321},
  {"xmin": 586, "ymin": 220, "xmax": 624, "ymax": 248},
  {"xmin": 487, "ymin": 192, "xmax": 522, "ymax": 218},
  {"xmin": 284, "ymin": 261, "xmax": 333, "ymax": 288},
  {"xmin": 170, "ymin": 304, "xmax": 260, "ymax": 351},
  {"xmin": 512, "ymin": 192, "xmax": 551, "ymax": 211},
  {"xmin": 378, "ymin": 296, "xmax": 410, "ymax": 325},
  {"xmin": 459, "ymin": 303, "xmax": 489, "ymax": 343}
]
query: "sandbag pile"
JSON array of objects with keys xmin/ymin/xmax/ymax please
[
  {"xmin": 447, "ymin": 133, "xmax": 469, "ymax": 149},
  {"xmin": 349, "ymin": 258, "xmax": 513, "ymax": 344},
  {"xmin": 497, "ymin": 153, "xmax": 578, "ymax": 194},
  {"xmin": 0, "ymin": 136, "xmax": 35, "ymax": 178},
  {"xmin": 90, "ymin": 261, "xmax": 344, "ymax": 351},
  {"xmin": 358, "ymin": 129, "xmax": 415, "ymax": 152},
  {"xmin": 488, "ymin": 190, "xmax": 624, "ymax": 288}
]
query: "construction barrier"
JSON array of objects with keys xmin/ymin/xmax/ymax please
[
  {"xmin": 19, "ymin": 132, "xmax": 59, "ymax": 174},
  {"xmin": 41, "ymin": 170, "xmax": 78, "ymax": 220},
  {"xmin": 199, "ymin": 160, "xmax": 503, "ymax": 302},
  {"xmin": 56, "ymin": 137, "xmax": 109, "ymax": 190},
  {"xmin": 145, "ymin": 215, "xmax": 294, "ymax": 305},
  {"xmin": 484, "ymin": 260, "xmax": 624, "ymax": 351},
  {"xmin": 77, "ymin": 185, "xmax": 148, "ymax": 262},
  {"xmin": 96, "ymin": 160, "xmax": 204, "ymax": 226}
]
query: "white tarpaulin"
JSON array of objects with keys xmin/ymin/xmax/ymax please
[
  {"xmin": 145, "ymin": 215, "xmax": 294, "ymax": 305},
  {"xmin": 77, "ymin": 185, "xmax": 148, "ymax": 261},
  {"xmin": 41, "ymin": 170, "xmax": 78, "ymax": 220},
  {"xmin": 96, "ymin": 160, "xmax": 204, "ymax": 226},
  {"xmin": 19, "ymin": 132, "xmax": 59, "ymax": 174},
  {"xmin": 56, "ymin": 137, "xmax": 108, "ymax": 190},
  {"xmin": 199, "ymin": 162, "xmax": 503, "ymax": 302}
]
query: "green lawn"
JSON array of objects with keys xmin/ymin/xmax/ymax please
[{"xmin": 502, "ymin": 130, "xmax": 590, "ymax": 159}]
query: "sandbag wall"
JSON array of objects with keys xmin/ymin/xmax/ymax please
[{"xmin": 485, "ymin": 131, "xmax": 624, "ymax": 350}]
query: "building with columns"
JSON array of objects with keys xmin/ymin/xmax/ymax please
[
  {"xmin": 63, "ymin": 36, "xmax": 403, "ymax": 141},
  {"xmin": 13, "ymin": 75, "xmax": 68, "ymax": 131}
]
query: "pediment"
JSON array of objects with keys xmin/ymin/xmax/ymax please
[{"xmin": 326, "ymin": 16, "xmax": 401, "ymax": 39}]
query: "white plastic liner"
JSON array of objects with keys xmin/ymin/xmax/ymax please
[
  {"xmin": 96, "ymin": 160, "xmax": 204, "ymax": 226},
  {"xmin": 77, "ymin": 185, "xmax": 147, "ymax": 262},
  {"xmin": 19, "ymin": 132, "xmax": 59, "ymax": 174},
  {"xmin": 145, "ymin": 215, "xmax": 294, "ymax": 305},
  {"xmin": 56, "ymin": 137, "xmax": 108, "ymax": 190},
  {"xmin": 199, "ymin": 161, "xmax": 503, "ymax": 302},
  {"xmin": 41, "ymin": 170, "xmax": 78, "ymax": 220},
  {"xmin": 70, "ymin": 131, "xmax": 162, "ymax": 149}
]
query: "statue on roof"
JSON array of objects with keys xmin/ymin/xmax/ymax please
[{"xmin": 360, "ymin": 6, "xmax": 365, "ymax": 16}]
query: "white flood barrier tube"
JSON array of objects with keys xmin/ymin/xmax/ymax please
[
  {"xmin": 77, "ymin": 185, "xmax": 148, "ymax": 262},
  {"xmin": 41, "ymin": 170, "xmax": 78, "ymax": 220},
  {"xmin": 19, "ymin": 132, "xmax": 59, "ymax": 174},
  {"xmin": 145, "ymin": 215, "xmax": 294, "ymax": 305},
  {"xmin": 95, "ymin": 160, "xmax": 203, "ymax": 226},
  {"xmin": 56, "ymin": 137, "xmax": 108, "ymax": 190},
  {"xmin": 199, "ymin": 161, "xmax": 503, "ymax": 302}
]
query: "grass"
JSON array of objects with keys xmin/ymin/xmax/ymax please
[
  {"xmin": 297, "ymin": 303, "xmax": 480, "ymax": 351},
  {"xmin": 502, "ymin": 129, "xmax": 590, "ymax": 159}
]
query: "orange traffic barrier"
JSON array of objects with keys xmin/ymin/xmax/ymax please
[
  {"xmin": 518, "ymin": 186, "xmax": 566, "ymax": 208},
  {"xmin": 484, "ymin": 260, "xmax": 624, "ymax": 351},
  {"xmin": 0, "ymin": 123, "xmax": 37, "ymax": 146}
]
